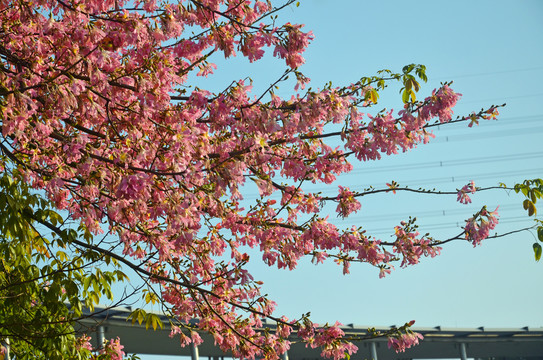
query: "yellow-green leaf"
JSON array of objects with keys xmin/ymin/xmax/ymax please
[
  {"xmin": 523, "ymin": 199, "xmax": 536, "ymax": 216},
  {"xmin": 533, "ymin": 243, "xmax": 542, "ymax": 262},
  {"xmin": 369, "ymin": 89, "xmax": 378, "ymax": 104}
]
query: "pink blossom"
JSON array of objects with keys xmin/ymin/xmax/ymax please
[
  {"xmin": 76, "ymin": 335, "xmax": 94, "ymax": 352},
  {"xmin": 379, "ymin": 266, "xmax": 392, "ymax": 278},
  {"xmin": 388, "ymin": 332, "xmax": 424, "ymax": 353},
  {"xmin": 191, "ymin": 331, "xmax": 204, "ymax": 346},
  {"xmin": 457, "ymin": 180, "xmax": 476, "ymax": 204},
  {"xmin": 419, "ymin": 85, "xmax": 462, "ymax": 123},
  {"xmin": 336, "ymin": 186, "xmax": 361, "ymax": 218},
  {"xmin": 465, "ymin": 206, "xmax": 500, "ymax": 246},
  {"xmin": 100, "ymin": 337, "xmax": 125, "ymax": 360}
]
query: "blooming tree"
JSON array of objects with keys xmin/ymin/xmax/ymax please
[{"xmin": 0, "ymin": 0, "xmax": 537, "ymax": 359}]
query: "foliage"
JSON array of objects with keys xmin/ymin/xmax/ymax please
[
  {"xmin": 511, "ymin": 179, "xmax": 543, "ymax": 261},
  {"xmin": 0, "ymin": 171, "xmax": 130, "ymax": 359},
  {"xmin": 0, "ymin": 172, "xmax": 83, "ymax": 359},
  {"xmin": 0, "ymin": 0, "xmax": 534, "ymax": 359}
]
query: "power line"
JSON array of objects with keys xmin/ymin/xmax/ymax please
[
  {"xmin": 398, "ymin": 168, "xmax": 543, "ymax": 187},
  {"xmin": 460, "ymin": 92, "xmax": 543, "ymax": 105},
  {"xmin": 335, "ymin": 203, "xmax": 522, "ymax": 223},
  {"xmin": 431, "ymin": 66, "xmax": 543, "ymax": 81},
  {"xmin": 357, "ymin": 216, "xmax": 533, "ymax": 236},
  {"xmin": 351, "ymin": 152, "xmax": 543, "ymax": 174},
  {"xmin": 430, "ymin": 125, "xmax": 543, "ymax": 143}
]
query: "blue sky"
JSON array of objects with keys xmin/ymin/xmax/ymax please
[
  {"xmin": 139, "ymin": 0, "xmax": 543, "ymax": 358},
  {"xmin": 200, "ymin": 0, "xmax": 543, "ymax": 328}
]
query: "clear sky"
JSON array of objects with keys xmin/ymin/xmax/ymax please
[
  {"xmin": 196, "ymin": 0, "xmax": 543, "ymax": 328},
  {"xmin": 139, "ymin": 1, "xmax": 543, "ymax": 358}
]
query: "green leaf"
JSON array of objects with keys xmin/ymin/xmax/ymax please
[
  {"xmin": 128, "ymin": 308, "xmax": 147, "ymax": 325},
  {"xmin": 401, "ymin": 89, "xmax": 409, "ymax": 104},
  {"xmin": 369, "ymin": 89, "xmax": 378, "ymax": 104},
  {"xmin": 538, "ymin": 227, "xmax": 543, "ymax": 243},
  {"xmin": 523, "ymin": 199, "xmax": 536, "ymax": 216},
  {"xmin": 529, "ymin": 202, "xmax": 536, "ymax": 216},
  {"xmin": 533, "ymin": 243, "xmax": 542, "ymax": 262},
  {"xmin": 410, "ymin": 89, "xmax": 416, "ymax": 102},
  {"xmin": 410, "ymin": 78, "xmax": 420, "ymax": 92},
  {"xmin": 402, "ymin": 64, "xmax": 415, "ymax": 74},
  {"xmin": 145, "ymin": 313, "xmax": 164, "ymax": 331}
]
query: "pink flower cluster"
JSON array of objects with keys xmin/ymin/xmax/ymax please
[
  {"xmin": 76, "ymin": 335, "xmax": 94, "ymax": 352},
  {"xmin": 75, "ymin": 335, "xmax": 126, "ymax": 359},
  {"xmin": 344, "ymin": 86, "xmax": 462, "ymax": 163},
  {"xmin": 387, "ymin": 331, "xmax": 424, "ymax": 353},
  {"xmin": 468, "ymin": 107, "xmax": 500, "ymax": 127},
  {"xmin": 419, "ymin": 85, "xmax": 462, "ymax": 123},
  {"xmin": 273, "ymin": 23, "xmax": 314, "ymax": 69},
  {"xmin": 465, "ymin": 206, "xmax": 500, "ymax": 246},
  {"xmin": 393, "ymin": 224, "xmax": 441, "ymax": 268},
  {"xmin": 336, "ymin": 186, "xmax": 361, "ymax": 218},
  {"xmin": 457, "ymin": 180, "xmax": 476, "ymax": 204},
  {"xmin": 298, "ymin": 322, "xmax": 358, "ymax": 360},
  {"xmin": 99, "ymin": 337, "xmax": 125, "ymax": 360}
]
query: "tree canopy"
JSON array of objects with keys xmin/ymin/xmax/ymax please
[{"xmin": 0, "ymin": 0, "xmax": 541, "ymax": 359}]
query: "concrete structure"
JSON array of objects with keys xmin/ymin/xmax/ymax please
[{"xmin": 78, "ymin": 306, "xmax": 543, "ymax": 360}]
